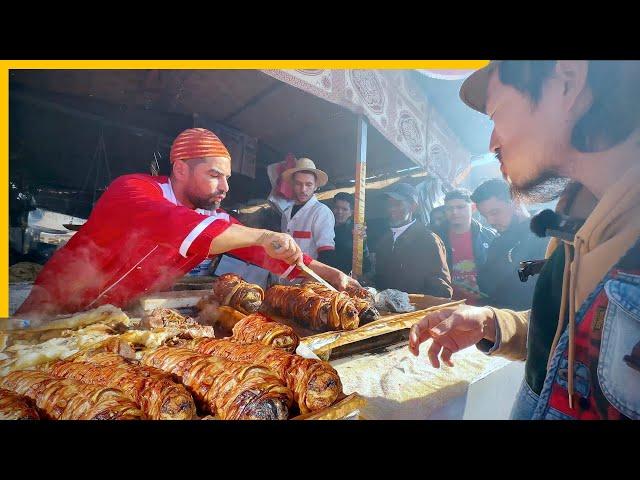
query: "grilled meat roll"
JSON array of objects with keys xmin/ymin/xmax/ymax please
[
  {"xmin": 0, "ymin": 371, "xmax": 145, "ymax": 420},
  {"xmin": 46, "ymin": 353, "xmax": 196, "ymax": 420},
  {"xmin": 0, "ymin": 388, "xmax": 40, "ymax": 420},
  {"xmin": 141, "ymin": 346, "xmax": 291, "ymax": 420},
  {"xmin": 263, "ymin": 284, "xmax": 359, "ymax": 331},
  {"xmin": 306, "ymin": 281, "xmax": 380, "ymax": 323},
  {"xmin": 192, "ymin": 338, "xmax": 342, "ymax": 414},
  {"xmin": 232, "ymin": 313, "xmax": 300, "ymax": 353},
  {"xmin": 211, "ymin": 273, "xmax": 264, "ymax": 315}
]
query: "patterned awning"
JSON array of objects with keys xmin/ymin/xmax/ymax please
[{"xmin": 262, "ymin": 69, "xmax": 470, "ymax": 184}]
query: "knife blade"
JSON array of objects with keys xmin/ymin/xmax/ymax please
[
  {"xmin": 270, "ymin": 238, "xmax": 338, "ymax": 292},
  {"xmin": 298, "ymin": 263, "xmax": 338, "ymax": 292}
]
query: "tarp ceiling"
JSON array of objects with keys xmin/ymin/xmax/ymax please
[{"xmin": 10, "ymin": 70, "xmax": 417, "ymax": 202}]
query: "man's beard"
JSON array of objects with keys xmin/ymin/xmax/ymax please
[
  {"xmin": 510, "ymin": 171, "xmax": 570, "ymax": 205},
  {"xmin": 295, "ymin": 193, "xmax": 312, "ymax": 204},
  {"xmin": 187, "ymin": 190, "xmax": 223, "ymax": 210}
]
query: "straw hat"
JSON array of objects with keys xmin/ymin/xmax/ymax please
[{"xmin": 280, "ymin": 157, "xmax": 329, "ymax": 188}]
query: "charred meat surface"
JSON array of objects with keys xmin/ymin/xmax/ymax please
[
  {"xmin": 210, "ymin": 273, "xmax": 264, "ymax": 315},
  {"xmin": 142, "ymin": 346, "xmax": 291, "ymax": 420},
  {"xmin": 263, "ymin": 284, "xmax": 359, "ymax": 331},
  {"xmin": 0, "ymin": 371, "xmax": 145, "ymax": 420},
  {"xmin": 232, "ymin": 313, "xmax": 300, "ymax": 353},
  {"xmin": 47, "ymin": 353, "xmax": 196, "ymax": 420},
  {"xmin": 192, "ymin": 338, "xmax": 342, "ymax": 414},
  {"xmin": 0, "ymin": 388, "xmax": 40, "ymax": 420}
]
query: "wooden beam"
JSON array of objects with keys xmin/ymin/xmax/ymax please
[{"xmin": 352, "ymin": 115, "xmax": 367, "ymax": 279}]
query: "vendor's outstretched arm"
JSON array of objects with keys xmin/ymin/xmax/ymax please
[
  {"xmin": 209, "ymin": 224, "xmax": 303, "ymax": 265},
  {"xmin": 210, "ymin": 224, "xmax": 360, "ymax": 291}
]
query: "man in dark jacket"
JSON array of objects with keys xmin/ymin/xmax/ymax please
[
  {"xmin": 374, "ymin": 183, "xmax": 452, "ymax": 298},
  {"xmin": 472, "ymin": 178, "xmax": 548, "ymax": 310},
  {"xmin": 435, "ymin": 188, "xmax": 497, "ymax": 304},
  {"xmin": 327, "ymin": 192, "xmax": 372, "ymax": 276}
]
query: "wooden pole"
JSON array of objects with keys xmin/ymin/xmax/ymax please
[{"xmin": 352, "ymin": 115, "xmax": 367, "ymax": 278}]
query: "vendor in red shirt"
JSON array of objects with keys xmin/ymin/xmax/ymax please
[
  {"xmin": 17, "ymin": 128, "xmax": 358, "ymax": 318},
  {"xmin": 433, "ymin": 189, "xmax": 497, "ymax": 304}
]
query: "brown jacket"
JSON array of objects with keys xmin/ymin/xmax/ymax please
[{"xmin": 374, "ymin": 221, "xmax": 452, "ymax": 298}]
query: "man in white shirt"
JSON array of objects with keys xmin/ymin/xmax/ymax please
[{"xmin": 280, "ymin": 158, "xmax": 336, "ymax": 263}]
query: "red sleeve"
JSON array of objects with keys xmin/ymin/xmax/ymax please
[
  {"xmin": 99, "ymin": 175, "xmax": 312, "ymax": 277},
  {"xmin": 224, "ymin": 216, "xmax": 313, "ymax": 278},
  {"xmin": 93, "ymin": 175, "xmax": 232, "ymax": 258}
]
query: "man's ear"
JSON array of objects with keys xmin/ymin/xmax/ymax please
[
  {"xmin": 172, "ymin": 160, "xmax": 189, "ymax": 181},
  {"xmin": 555, "ymin": 60, "xmax": 591, "ymax": 117}
]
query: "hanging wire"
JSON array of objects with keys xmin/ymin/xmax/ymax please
[
  {"xmin": 90, "ymin": 127, "xmax": 115, "ymax": 207},
  {"xmin": 92, "ymin": 140, "xmax": 102, "ymax": 207},
  {"xmin": 66, "ymin": 126, "xmax": 113, "ymax": 228},
  {"xmin": 150, "ymin": 136, "xmax": 161, "ymax": 176},
  {"xmin": 66, "ymin": 127, "xmax": 102, "ymax": 226},
  {"xmin": 100, "ymin": 130, "xmax": 112, "ymax": 183},
  {"xmin": 151, "ymin": 152, "xmax": 160, "ymax": 176}
]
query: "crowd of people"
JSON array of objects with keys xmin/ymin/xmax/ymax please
[{"xmin": 259, "ymin": 160, "xmax": 545, "ymax": 312}]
